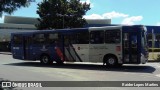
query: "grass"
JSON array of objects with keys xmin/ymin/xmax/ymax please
[{"xmin": 148, "ymin": 52, "xmax": 160, "ymax": 62}]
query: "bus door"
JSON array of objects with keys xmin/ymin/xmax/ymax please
[
  {"xmin": 123, "ymin": 32, "xmax": 140, "ymax": 63},
  {"xmin": 23, "ymin": 36, "xmax": 33, "ymax": 60}
]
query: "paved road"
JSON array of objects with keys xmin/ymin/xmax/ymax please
[{"xmin": 0, "ymin": 54, "xmax": 160, "ymax": 90}]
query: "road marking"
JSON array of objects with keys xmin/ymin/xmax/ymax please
[
  {"xmin": 156, "ymin": 66, "xmax": 160, "ymax": 68},
  {"xmin": 155, "ymin": 74, "xmax": 160, "ymax": 77}
]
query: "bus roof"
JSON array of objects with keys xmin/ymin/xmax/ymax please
[
  {"xmin": 11, "ymin": 25, "xmax": 145, "ymax": 35},
  {"xmin": 11, "ymin": 28, "xmax": 88, "ymax": 35},
  {"xmin": 89, "ymin": 26, "xmax": 122, "ymax": 31}
]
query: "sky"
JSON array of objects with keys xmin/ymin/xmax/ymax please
[{"xmin": 0, "ymin": 0, "xmax": 160, "ymax": 25}]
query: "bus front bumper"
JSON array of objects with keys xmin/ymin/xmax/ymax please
[{"xmin": 141, "ymin": 54, "xmax": 148, "ymax": 64}]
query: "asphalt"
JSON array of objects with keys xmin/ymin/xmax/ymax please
[{"xmin": 0, "ymin": 54, "xmax": 160, "ymax": 90}]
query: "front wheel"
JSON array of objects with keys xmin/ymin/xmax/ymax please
[
  {"xmin": 56, "ymin": 60, "xmax": 64, "ymax": 65},
  {"xmin": 40, "ymin": 55, "xmax": 52, "ymax": 64}
]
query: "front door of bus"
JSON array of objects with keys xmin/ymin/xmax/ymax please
[
  {"xmin": 23, "ymin": 36, "xmax": 32, "ymax": 60},
  {"xmin": 123, "ymin": 32, "xmax": 139, "ymax": 63}
]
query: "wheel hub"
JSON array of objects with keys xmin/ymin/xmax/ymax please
[
  {"xmin": 43, "ymin": 56, "xmax": 48, "ymax": 63},
  {"xmin": 108, "ymin": 58, "xmax": 115, "ymax": 65}
]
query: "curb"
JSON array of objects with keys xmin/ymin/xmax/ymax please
[
  {"xmin": 0, "ymin": 52, "xmax": 12, "ymax": 55},
  {"xmin": 148, "ymin": 60, "xmax": 160, "ymax": 62}
]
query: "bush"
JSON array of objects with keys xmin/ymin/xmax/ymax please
[{"xmin": 156, "ymin": 54, "xmax": 160, "ymax": 62}]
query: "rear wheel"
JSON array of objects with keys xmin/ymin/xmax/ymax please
[
  {"xmin": 56, "ymin": 60, "xmax": 64, "ymax": 65},
  {"xmin": 40, "ymin": 55, "xmax": 52, "ymax": 64},
  {"xmin": 104, "ymin": 56, "xmax": 118, "ymax": 67},
  {"xmin": 117, "ymin": 63, "xmax": 123, "ymax": 67}
]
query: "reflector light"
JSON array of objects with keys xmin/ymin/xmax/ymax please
[{"xmin": 116, "ymin": 46, "xmax": 121, "ymax": 51}]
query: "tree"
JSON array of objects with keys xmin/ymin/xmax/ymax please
[
  {"xmin": 36, "ymin": 0, "xmax": 90, "ymax": 29},
  {"xmin": 0, "ymin": 0, "xmax": 30, "ymax": 17}
]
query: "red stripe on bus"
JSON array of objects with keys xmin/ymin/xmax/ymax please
[{"xmin": 55, "ymin": 47, "xmax": 64, "ymax": 61}]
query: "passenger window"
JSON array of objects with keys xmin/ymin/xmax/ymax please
[
  {"xmin": 33, "ymin": 34, "xmax": 46, "ymax": 44},
  {"xmin": 69, "ymin": 31, "xmax": 89, "ymax": 44},
  {"xmin": 105, "ymin": 30, "xmax": 121, "ymax": 43},
  {"xmin": 13, "ymin": 35, "xmax": 23, "ymax": 45},
  {"xmin": 90, "ymin": 31, "xmax": 104, "ymax": 44},
  {"xmin": 69, "ymin": 34, "xmax": 77, "ymax": 44},
  {"xmin": 48, "ymin": 33, "xmax": 59, "ymax": 44},
  {"xmin": 76, "ymin": 32, "xmax": 89, "ymax": 44}
]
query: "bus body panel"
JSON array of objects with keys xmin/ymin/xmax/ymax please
[{"xmin": 88, "ymin": 26, "xmax": 123, "ymax": 63}]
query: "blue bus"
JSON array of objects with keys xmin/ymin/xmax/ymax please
[
  {"xmin": 11, "ymin": 25, "xmax": 148, "ymax": 66},
  {"xmin": 146, "ymin": 26, "xmax": 160, "ymax": 52}
]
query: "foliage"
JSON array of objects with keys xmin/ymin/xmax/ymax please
[
  {"xmin": 0, "ymin": 0, "xmax": 30, "ymax": 17},
  {"xmin": 156, "ymin": 54, "xmax": 160, "ymax": 62},
  {"xmin": 36, "ymin": 0, "xmax": 90, "ymax": 29}
]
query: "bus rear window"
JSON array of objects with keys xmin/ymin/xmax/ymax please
[{"xmin": 13, "ymin": 35, "xmax": 23, "ymax": 45}]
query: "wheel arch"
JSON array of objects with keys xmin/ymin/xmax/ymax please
[{"xmin": 40, "ymin": 53, "xmax": 50, "ymax": 58}]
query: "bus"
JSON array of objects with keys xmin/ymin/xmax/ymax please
[
  {"xmin": 146, "ymin": 26, "xmax": 160, "ymax": 51},
  {"xmin": 11, "ymin": 25, "xmax": 148, "ymax": 66}
]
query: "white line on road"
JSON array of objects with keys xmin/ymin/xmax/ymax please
[
  {"xmin": 155, "ymin": 74, "xmax": 160, "ymax": 77},
  {"xmin": 156, "ymin": 66, "xmax": 160, "ymax": 68}
]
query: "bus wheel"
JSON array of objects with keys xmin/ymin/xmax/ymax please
[
  {"xmin": 40, "ymin": 55, "xmax": 52, "ymax": 64},
  {"xmin": 105, "ymin": 56, "xmax": 117, "ymax": 67},
  {"xmin": 56, "ymin": 60, "xmax": 64, "ymax": 65},
  {"xmin": 116, "ymin": 63, "xmax": 123, "ymax": 67}
]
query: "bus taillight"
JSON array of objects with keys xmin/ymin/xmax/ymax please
[{"xmin": 116, "ymin": 46, "xmax": 121, "ymax": 52}]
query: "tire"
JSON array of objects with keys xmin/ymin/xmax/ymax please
[
  {"xmin": 56, "ymin": 60, "xmax": 64, "ymax": 65},
  {"xmin": 105, "ymin": 56, "xmax": 118, "ymax": 67},
  {"xmin": 40, "ymin": 55, "xmax": 52, "ymax": 64},
  {"xmin": 117, "ymin": 63, "xmax": 123, "ymax": 67}
]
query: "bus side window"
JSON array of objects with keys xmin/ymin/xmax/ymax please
[
  {"xmin": 105, "ymin": 30, "xmax": 120, "ymax": 43},
  {"xmin": 13, "ymin": 35, "xmax": 23, "ymax": 45},
  {"xmin": 90, "ymin": 31, "xmax": 104, "ymax": 44},
  {"xmin": 48, "ymin": 33, "xmax": 59, "ymax": 44},
  {"xmin": 69, "ymin": 34, "xmax": 77, "ymax": 44},
  {"xmin": 33, "ymin": 34, "xmax": 46, "ymax": 44},
  {"xmin": 76, "ymin": 31, "xmax": 89, "ymax": 44}
]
